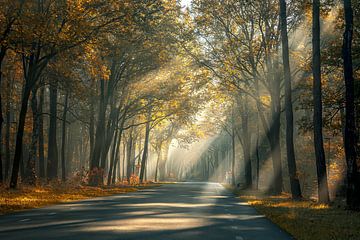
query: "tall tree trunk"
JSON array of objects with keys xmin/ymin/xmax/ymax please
[
  {"xmin": 155, "ymin": 147, "xmax": 162, "ymax": 182},
  {"xmin": 312, "ymin": 0, "xmax": 330, "ymax": 203},
  {"xmin": 38, "ymin": 86, "xmax": 45, "ymax": 178},
  {"xmin": 47, "ymin": 83, "xmax": 59, "ymax": 180},
  {"xmin": 25, "ymin": 87, "xmax": 39, "ymax": 184},
  {"xmin": 139, "ymin": 116, "xmax": 151, "ymax": 183},
  {"xmin": 89, "ymin": 100, "xmax": 95, "ymax": 168},
  {"xmin": 9, "ymin": 82, "xmax": 32, "ymax": 188},
  {"xmin": 61, "ymin": 92, "xmax": 69, "ymax": 182},
  {"xmin": 111, "ymin": 134, "xmax": 121, "ymax": 185},
  {"xmin": 5, "ymin": 89, "xmax": 11, "ymax": 180},
  {"xmin": 126, "ymin": 132, "xmax": 133, "ymax": 182},
  {"xmin": 110, "ymin": 115, "xmax": 126, "ymax": 185},
  {"xmin": 342, "ymin": 0, "xmax": 360, "ymax": 210},
  {"xmin": 90, "ymin": 79, "xmax": 106, "ymax": 185},
  {"xmin": 0, "ymin": 48, "xmax": 7, "ymax": 183},
  {"xmin": 241, "ymin": 98, "xmax": 252, "ymax": 188},
  {"xmin": 256, "ymin": 122, "xmax": 260, "ymax": 190},
  {"xmin": 122, "ymin": 141, "xmax": 126, "ymax": 181},
  {"xmin": 279, "ymin": 0, "xmax": 302, "ymax": 199},
  {"xmin": 231, "ymin": 126, "xmax": 236, "ymax": 186},
  {"xmin": 107, "ymin": 129, "xmax": 119, "ymax": 185}
]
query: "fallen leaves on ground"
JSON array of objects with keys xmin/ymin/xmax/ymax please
[
  {"xmin": 227, "ymin": 187, "xmax": 360, "ymax": 240},
  {"xmin": 0, "ymin": 183, "xmax": 158, "ymax": 215}
]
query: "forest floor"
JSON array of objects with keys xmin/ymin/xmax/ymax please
[
  {"xmin": 0, "ymin": 182, "xmax": 159, "ymax": 215},
  {"xmin": 225, "ymin": 186, "xmax": 360, "ymax": 240}
]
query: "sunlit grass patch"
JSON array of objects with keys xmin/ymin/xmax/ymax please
[
  {"xmin": 227, "ymin": 187, "xmax": 360, "ymax": 240},
  {"xmin": 0, "ymin": 183, "xmax": 160, "ymax": 215}
]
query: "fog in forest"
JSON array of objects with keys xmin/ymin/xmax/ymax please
[{"xmin": 1, "ymin": 0, "xmax": 360, "ymax": 218}]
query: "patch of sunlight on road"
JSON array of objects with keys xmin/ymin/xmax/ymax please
[
  {"xmin": 195, "ymin": 195, "xmax": 230, "ymax": 199},
  {"xmin": 116, "ymin": 203, "xmax": 214, "ymax": 208},
  {"xmin": 86, "ymin": 217, "xmax": 210, "ymax": 232},
  {"xmin": 120, "ymin": 210, "xmax": 162, "ymax": 216}
]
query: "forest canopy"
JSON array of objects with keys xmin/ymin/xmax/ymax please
[{"xmin": 0, "ymin": 0, "xmax": 359, "ymax": 212}]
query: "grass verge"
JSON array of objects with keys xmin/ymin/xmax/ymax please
[
  {"xmin": 224, "ymin": 185, "xmax": 360, "ymax": 240},
  {"xmin": 0, "ymin": 183, "xmax": 159, "ymax": 215}
]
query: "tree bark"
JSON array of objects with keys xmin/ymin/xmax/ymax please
[
  {"xmin": 5, "ymin": 88, "xmax": 11, "ymax": 180},
  {"xmin": 155, "ymin": 144, "xmax": 162, "ymax": 182},
  {"xmin": 126, "ymin": 131, "xmax": 133, "ymax": 182},
  {"xmin": 312, "ymin": 0, "xmax": 330, "ymax": 203},
  {"xmin": 139, "ymin": 114, "xmax": 151, "ymax": 183},
  {"xmin": 38, "ymin": 86, "xmax": 45, "ymax": 178},
  {"xmin": 241, "ymin": 98, "xmax": 252, "ymax": 188},
  {"xmin": 0, "ymin": 48, "xmax": 6, "ymax": 183},
  {"xmin": 25, "ymin": 87, "xmax": 39, "ymax": 184},
  {"xmin": 279, "ymin": 0, "xmax": 302, "ymax": 199},
  {"xmin": 89, "ymin": 79, "xmax": 107, "ymax": 185},
  {"xmin": 111, "ymin": 134, "xmax": 121, "ymax": 185},
  {"xmin": 61, "ymin": 92, "xmax": 69, "ymax": 182},
  {"xmin": 107, "ymin": 129, "xmax": 119, "ymax": 185},
  {"xmin": 342, "ymin": 0, "xmax": 360, "ymax": 210},
  {"xmin": 47, "ymin": 83, "xmax": 59, "ymax": 180},
  {"xmin": 231, "ymin": 125, "xmax": 236, "ymax": 186},
  {"xmin": 10, "ymin": 83, "xmax": 32, "ymax": 188}
]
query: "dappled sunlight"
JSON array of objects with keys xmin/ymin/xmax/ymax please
[
  {"xmin": 0, "ymin": 0, "xmax": 358, "ymax": 239},
  {"xmin": 116, "ymin": 203, "xmax": 214, "ymax": 208},
  {"xmin": 85, "ymin": 217, "xmax": 211, "ymax": 232}
]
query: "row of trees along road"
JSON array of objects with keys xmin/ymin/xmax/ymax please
[
  {"xmin": 0, "ymin": 0, "xmax": 359, "ymax": 211},
  {"xmin": 0, "ymin": 0, "xmax": 209, "ymax": 189},
  {"xmin": 183, "ymin": 0, "xmax": 360, "ymax": 210}
]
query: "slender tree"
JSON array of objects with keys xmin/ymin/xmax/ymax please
[
  {"xmin": 279, "ymin": 0, "xmax": 302, "ymax": 199},
  {"xmin": 47, "ymin": 83, "xmax": 59, "ymax": 180},
  {"xmin": 342, "ymin": 0, "xmax": 360, "ymax": 210},
  {"xmin": 312, "ymin": 0, "xmax": 330, "ymax": 203},
  {"xmin": 61, "ymin": 92, "xmax": 69, "ymax": 182}
]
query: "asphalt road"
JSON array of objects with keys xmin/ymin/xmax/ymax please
[{"xmin": 0, "ymin": 182, "xmax": 293, "ymax": 240}]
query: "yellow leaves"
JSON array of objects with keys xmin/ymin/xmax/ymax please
[
  {"xmin": 260, "ymin": 94, "xmax": 271, "ymax": 106},
  {"xmin": 83, "ymin": 43, "xmax": 110, "ymax": 81},
  {"xmin": 0, "ymin": 184, "xmax": 143, "ymax": 215}
]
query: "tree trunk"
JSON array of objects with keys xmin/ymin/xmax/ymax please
[
  {"xmin": 5, "ymin": 89, "xmax": 11, "ymax": 180},
  {"xmin": 38, "ymin": 86, "xmax": 45, "ymax": 178},
  {"xmin": 10, "ymin": 83, "xmax": 32, "ymax": 188},
  {"xmin": 90, "ymin": 79, "xmax": 107, "ymax": 185},
  {"xmin": 122, "ymin": 141, "xmax": 126, "ymax": 181},
  {"xmin": 47, "ymin": 83, "xmax": 59, "ymax": 180},
  {"xmin": 139, "ymin": 116, "xmax": 151, "ymax": 183},
  {"xmin": 61, "ymin": 92, "xmax": 69, "ymax": 182},
  {"xmin": 126, "ymin": 132, "xmax": 133, "ymax": 182},
  {"xmin": 0, "ymin": 48, "xmax": 6, "ymax": 183},
  {"xmin": 107, "ymin": 129, "xmax": 119, "ymax": 185},
  {"xmin": 155, "ymin": 149, "xmax": 161, "ymax": 182},
  {"xmin": 110, "ymin": 115, "xmax": 126, "ymax": 185},
  {"xmin": 111, "ymin": 134, "xmax": 121, "ymax": 185},
  {"xmin": 241, "ymin": 98, "xmax": 252, "ymax": 188},
  {"xmin": 89, "ymin": 101, "xmax": 95, "ymax": 168},
  {"xmin": 25, "ymin": 87, "xmax": 39, "ymax": 184},
  {"xmin": 312, "ymin": 0, "xmax": 330, "ymax": 203},
  {"xmin": 231, "ymin": 126, "xmax": 236, "ymax": 186},
  {"xmin": 342, "ymin": 0, "xmax": 360, "ymax": 210},
  {"xmin": 279, "ymin": 0, "xmax": 302, "ymax": 199},
  {"xmin": 256, "ymin": 122, "xmax": 260, "ymax": 190}
]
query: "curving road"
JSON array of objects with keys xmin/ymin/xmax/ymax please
[{"xmin": 0, "ymin": 182, "xmax": 293, "ymax": 240}]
